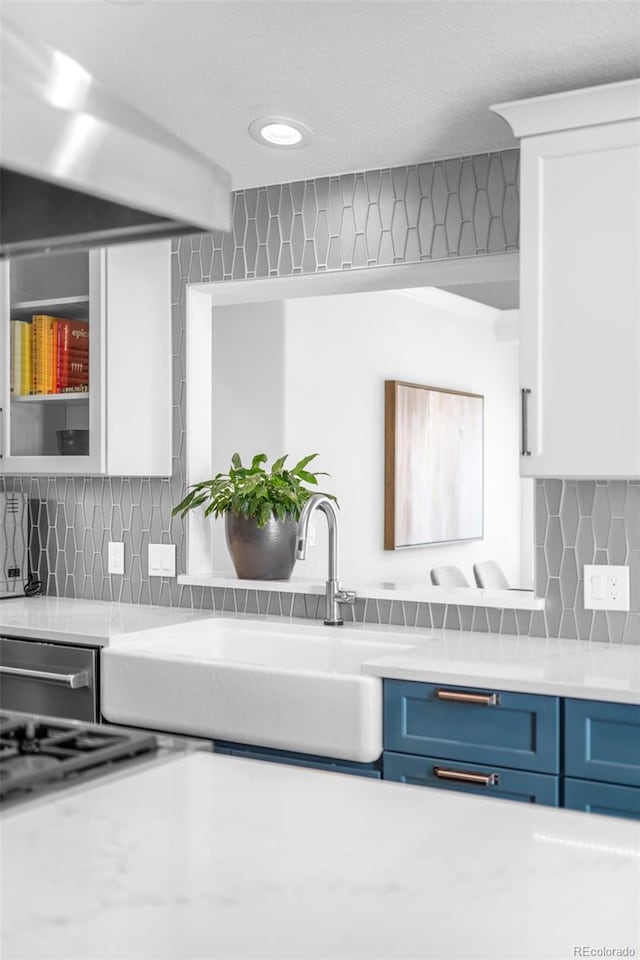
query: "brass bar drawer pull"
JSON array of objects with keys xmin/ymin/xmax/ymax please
[
  {"xmin": 0, "ymin": 665, "xmax": 89, "ymax": 689},
  {"xmin": 435, "ymin": 688, "xmax": 499, "ymax": 706},
  {"xmin": 434, "ymin": 766, "xmax": 498, "ymax": 787}
]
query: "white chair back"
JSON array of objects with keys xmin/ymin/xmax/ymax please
[
  {"xmin": 430, "ymin": 565, "xmax": 470, "ymax": 587},
  {"xmin": 473, "ymin": 561, "xmax": 509, "ymax": 589}
]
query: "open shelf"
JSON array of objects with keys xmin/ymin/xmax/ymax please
[
  {"xmin": 11, "ymin": 296, "xmax": 90, "ymax": 322},
  {"xmin": 11, "ymin": 392, "xmax": 90, "ymax": 403}
]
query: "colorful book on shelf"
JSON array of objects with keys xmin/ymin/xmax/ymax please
[
  {"xmin": 20, "ymin": 321, "xmax": 32, "ymax": 395},
  {"xmin": 10, "ymin": 321, "xmax": 21, "ymax": 395},
  {"xmin": 10, "ymin": 319, "xmax": 34, "ymax": 396},
  {"xmin": 47, "ymin": 319, "xmax": 56, "ymax": 394},
  {"xmin": 32, "ymin": 315, "xmax": 51, "ymax": 394},
  {"xmin": 31, "ymin": 315, "xmax": 89, "ymax": 395},
  {"xmin": 59, "ymin": 318, "xmax": 89, "ymax": 392}
]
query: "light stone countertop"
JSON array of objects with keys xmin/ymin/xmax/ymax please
[
  {"xmin": 2, "ymin": 750, "xmax": 639, "ymax": 960},
  {"xmin": 360, "ymin": 627, "xmax": 640, "ymax": 704},
  {"xmin": 101, "ymin": 613, "xmax": 640, "ymax": 705},
  {"xmin": 0, "ymin": 596, "xmax": 214, "ymax": 646},
  {"xmin": 2, "ymin": 597, "xmax": 639, "ymax": 703}
]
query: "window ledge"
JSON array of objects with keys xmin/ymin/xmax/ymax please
[{"xmin": 177, "ymin": 572, "xmax": 545, "ymax": 611}]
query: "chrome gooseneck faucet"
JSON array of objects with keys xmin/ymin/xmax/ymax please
[{"xmin": 296, "ymin": 494, "xmax": 356, "ymax": 626}]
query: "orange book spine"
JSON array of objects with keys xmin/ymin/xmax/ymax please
[
  {"xmin": 32, "ymin": 316, "xmax": 49, "ymax": 394},
  {"xmin": 49, "ymin": 319, "xmax": 58, "ymax": 393},
  {"xmin": 20, "ymin": 322, "xmax": 33, "ymax": 395},
  {"xmin": 31, "ymin": 317, "xmax": 37, "ymax": 394}
]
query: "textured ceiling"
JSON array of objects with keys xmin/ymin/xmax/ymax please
[{"xmin": 3, "ymin": 0, "xmax": 639, "ymax": 189}]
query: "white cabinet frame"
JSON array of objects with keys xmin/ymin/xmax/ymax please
[{"xmin": 1, "ymin": 240, "xmax": 172, "ymax": 477}]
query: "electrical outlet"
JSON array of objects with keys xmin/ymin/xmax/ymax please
[
  {"xmin": 108, "ymin": 541, "xmax": 124, "ymax": 576},
  {"xmin": 148, "ymin": 543, "xmax": 176, "ymax": 578},
  {"xmin": 583, "ymin": 565, "xmax": 630, "ymax": 612}
]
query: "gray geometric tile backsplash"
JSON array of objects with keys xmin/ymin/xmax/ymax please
[
  {"xmin": 2, "ymin": 149, "xmax": 638, "ymax": 643},
  {"xmin": 194, "ymin": 149, "xmax": 520, "ymax": 280}
]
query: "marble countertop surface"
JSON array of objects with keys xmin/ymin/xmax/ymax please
[
  {"xmin": 2, "ymin": 597, "xmax": 638, "ymax": 702},
  {"xmin": 2, "ymin": 750, "xmax": 639, "ymax": 960},
  {"xmin": 0, "ymin": 596, "xmax": 213, "ymax": 646},
  {"xmin": 360, "ymin": 627, "xmax": 640, "ymax": 704},
  {"xmin": 101, "ymin": 613, "xmax": 640, "ymax": 705}
]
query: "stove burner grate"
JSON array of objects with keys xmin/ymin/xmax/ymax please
[{"xmin": 0, "ymin": 712, "xmax": 158, "ymax": 800}]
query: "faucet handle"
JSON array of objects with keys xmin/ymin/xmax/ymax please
[{"xmin": 337, "ymin": 588, "xmax": 356, "ymax": 605}]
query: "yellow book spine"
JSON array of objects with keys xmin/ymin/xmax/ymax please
[
  {"xmin": 10, "ymin": 321, "xmax": 21, "ymax": 395},
  {"xmin": 21, "ymin": 322, "xmax": 33, "ymax": 395}
]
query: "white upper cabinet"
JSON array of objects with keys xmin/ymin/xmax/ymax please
[
  {"xmin": 493, "ymin": 81, "xmax": 640, "ymax": 478},
  {"xmin": 1, "ymin": 239, "xmax": 172, "ymax": 476}
]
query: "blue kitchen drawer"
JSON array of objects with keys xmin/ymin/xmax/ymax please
[
  {"xmin": 564, "ymin": 778, "xmax": 640, "ymax": 820},
  {"xmin": 383, "ymin": 751, "xmax": 559, "ymax": 806},
  {"xmin": 213, "ymin": 740, "xmax": 382, "ymax": 778},
  {"xmin": 384, "ymin": 680, "xmax": 559, "ymax": 774},
  {"xmin": 564, "ymin": 699, "xmax": 640, "ymax": 788}
]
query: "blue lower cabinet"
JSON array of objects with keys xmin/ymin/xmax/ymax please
[
  {"xmin": 564, "ymin": 778, "xmax": 640, "ymax": 820},
  {"xmin": 213, "ymin": 740, "xmax": 382, "ymax": 778},
  {"xmin": 564, "ymin": 699, "xmax": 640, "ymax": 788},
  {"xmin": 383, "ymin": 751, "xmax": 559, "ymax": 806},
  {"xmin": 384, "ymin": 680, "xmax": 559, "ymax": 774}
]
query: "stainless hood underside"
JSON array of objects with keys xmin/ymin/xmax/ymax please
[{"xmin": 0, "ymin": 22, "xmax": 231, "ymax": 258}]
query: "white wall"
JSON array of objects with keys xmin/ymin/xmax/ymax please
[
  {"xmin": 211, "ymin": 289, "xmax": 533, "ymax": 587},
  {"xmin": 285, "ymin": 290, "xmax": 528, "ymax": 587},
  {"xmin": 211, "ymin": 301, "xmax": 286, "ymax": 571}
]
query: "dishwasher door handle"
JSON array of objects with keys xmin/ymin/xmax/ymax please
[{"xmin": 0, "ymin": 665, "xmax": 89, "ymax": 689}]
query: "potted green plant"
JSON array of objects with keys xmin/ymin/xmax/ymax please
[{"xmin": 172, "ymin": 452, "xmax": 335, "ymax": 580}]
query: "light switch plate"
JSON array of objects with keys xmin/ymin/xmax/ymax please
[
  {"xmin": 148, "ymin": 543, "xmax": 176, "ymax": 578},
  {"xmin": 108, "ymin": 541, "xmax": 124, "ymax": 576},
  {"xmin": 583, "ymin": 564, "xmax": 630, "ymax": 612}
]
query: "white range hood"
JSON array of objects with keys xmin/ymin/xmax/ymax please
[{"xmin": 0, "ymin": 21, "xmax": 231, "ymax": 257}]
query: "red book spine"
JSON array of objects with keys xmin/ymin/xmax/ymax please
[
  {"xmin": 56, "ymin": 320, "xmax": 70, "ymax": 393},
  {"xmin": 68, "ymin": 322, "xmax": 89, "ymax": 349},
  {"xmin": 58, "ymin": 320, "xmax": 89, "ymax": 391},
  {"xmin": 68, "ymin": 357, "xmax": 89, "ymax": 376}
]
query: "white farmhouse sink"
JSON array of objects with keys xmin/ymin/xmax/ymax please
[{"xmin": 101, "ymin": 618, "xmax": 416, "ymax": 762}]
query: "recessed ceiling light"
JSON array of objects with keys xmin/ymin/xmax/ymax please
[{"xmin": 248, "ymin": 116, "xmax": 311, "ymax": 149}]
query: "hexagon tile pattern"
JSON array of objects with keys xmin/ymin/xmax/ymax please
[
  {"xmin": 178, "ymin": 150, "xmax": 519, "ymax": 283},
  {"xmin": 1, "ymin": 150, "xmax": 638, "ymax": 641},
  {"xmin": 535, "ymin": 480, "xmax": 640, "ymax": 643}
]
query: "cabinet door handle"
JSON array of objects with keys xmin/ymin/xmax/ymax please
[
  {"xmin": 434, "ymin": 766, "xmax": 498, "ymax": 787},
  {"xmin": 435, "ymin": 688, "xmax": 499, "ymax": 706},
  {"xmin": 0, "ymin": 665, "xmax": 89, "ymax": 689},
  {"xmin": 521, "ymin": 388, "xmax": 532, "ymax": 457},
  {"xmin": 0, "ymin": 406, "xmax": 3, "ymax": 457}
]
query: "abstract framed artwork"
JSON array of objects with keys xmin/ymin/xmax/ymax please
[{"xmin": 384, "ymin": 380, "xmax": 484, "ymax": 549}]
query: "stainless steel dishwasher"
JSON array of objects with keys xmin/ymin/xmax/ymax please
[{"xmin": 0, "ymin": 636, "xmax": 99, "ymax": 722}]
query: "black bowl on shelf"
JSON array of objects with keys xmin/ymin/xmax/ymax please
[{"xmin": 56, "ymin": 429, "xmax": 90, "ymax": 456}]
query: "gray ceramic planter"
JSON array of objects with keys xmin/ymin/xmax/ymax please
[{"xmin": 224, "ymin": 512, "xmax": 298, "ymax": 580}]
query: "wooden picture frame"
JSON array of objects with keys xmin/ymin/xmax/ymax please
[{"xmin": 384, "ymin": 380, "xmax": 484, "ymax": 550}]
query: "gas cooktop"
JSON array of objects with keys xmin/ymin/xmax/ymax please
[{"xmin": 0, "ymin": 712, "xmax": 158, "ymax": 804}]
